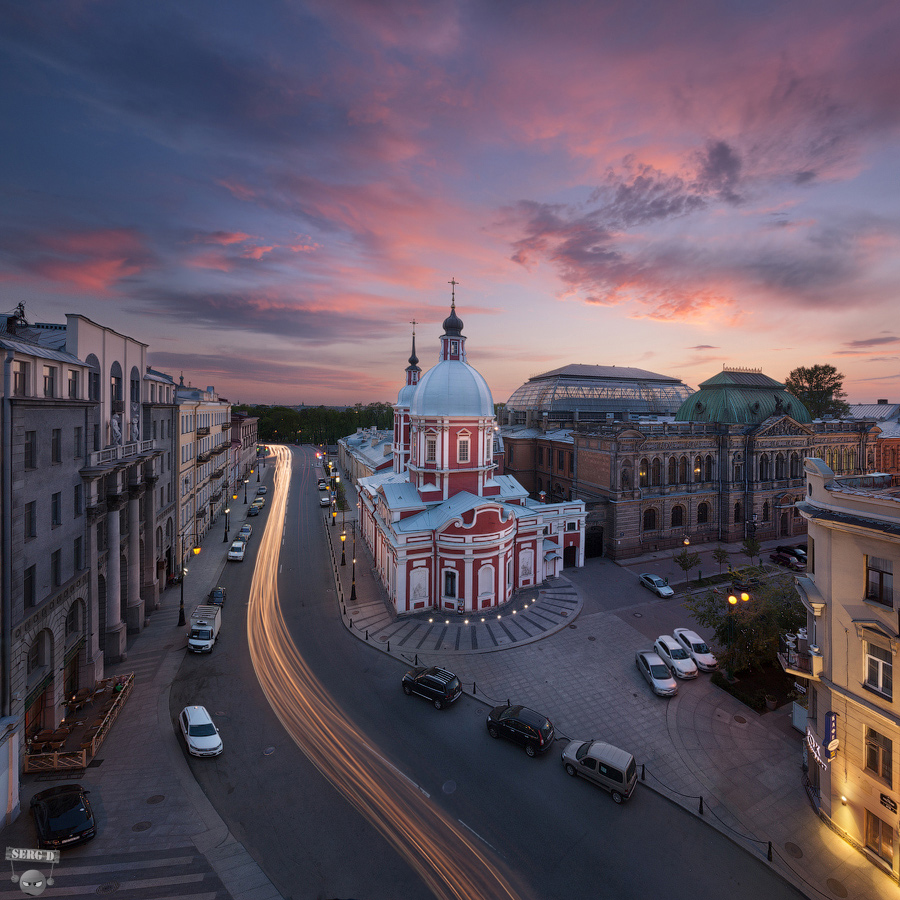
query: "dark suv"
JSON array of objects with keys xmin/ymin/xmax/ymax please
[
  {"xmin": 486, "ymin": 705, "xmax": 555, "ymax": 756},
  {"xmin": 401, "ymin": 667, "xmax": 462, "ymax": 709},
  {"xmin": 208, "ymin": 586, "xmax": 227, "ymax": 607}
]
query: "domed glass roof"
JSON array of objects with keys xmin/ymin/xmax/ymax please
[
  {"xmin": 410, "ymin": 360, "xmax": 494, "ymax": 417},
  {"xmin": 504, "ymin": 364, "xmax": 692, "ymax": 425},
  {"xmin": 674, "ymin": 368, "xmax": 812, "ymax": 424}
]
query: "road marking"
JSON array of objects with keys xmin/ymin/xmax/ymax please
[
  {"xmin": 369, "ymin": 748, "xmax": 431, "ymax": 798},
  {"xmin": 458, "ymin": 818, "xmax": 500, "ymax": 855}
]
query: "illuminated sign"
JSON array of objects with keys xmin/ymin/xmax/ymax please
[
  {"xmin": 806, "ymin": 712, "xmax": 839, "ymax": 770},
  {"xmin": 806, "ymin": 725, "xmax": 829, "ymax": 770}
]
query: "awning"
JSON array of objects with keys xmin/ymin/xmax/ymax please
[{"xmin": 544, "ymin": 551, "xmax": 562, "ymax": 561}]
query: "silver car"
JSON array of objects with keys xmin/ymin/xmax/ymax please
[
  {"xmin": 673, "ymin": 628, "xmax": 718, "ymax": 672},
  {"xmin": 638, "ymin": 573, "xmax": 674, "ymax": 598},
  {"xmin": 635, "ymin": 650, "xmax": 678, "ymax": 697},
  {"xmin": 654, "ymin": 635, "xmax": 698, "ymax": 679},
  {"xmin": 179, "ymin": 706, "xmax": 223, "ymax": 757}
]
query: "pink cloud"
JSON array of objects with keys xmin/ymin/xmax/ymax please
[{"xmin": 33, "ymin": 257, "xmax": 143, "ymax": 292}]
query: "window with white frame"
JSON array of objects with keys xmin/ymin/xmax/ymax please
[
  {"xmin": 866, "ymin": 556, "xmax": 893, "ymax": 608},
  {"xmin": 865, "ymin": 641, "xmax": 893, "ymax": 699},
  {"xmin": 13, "ymin": 360, "xmax": 28, "ymax": 396},
  {"xmin": 43, "ymin": 365, "xmax": 56, "ymax": 397},
  {"xmin": 443, "ymin": 570, "xmax": 457, "ymax": 598},
  {"xmin": 67, "ymin": 369, "xmax": 79, "ymax": 398},
  {"xmin": 866, "ymin": 726, "xmax": 892, "ymax": 786},
  {"xmin": 458, "ymin": 436, "xmax": 470, "ymax": 463},
  {"xmin": 866, "ymin": 809, "xmax": 894, "ymax": 865},
  {"xmin": 425, "ymin": 436, "xmax": 437, "ymax": 463}
]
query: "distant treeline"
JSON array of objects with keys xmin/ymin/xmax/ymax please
[{"xmin": 235, "ymin": 403, "xmax": 394, "ymax": 445}]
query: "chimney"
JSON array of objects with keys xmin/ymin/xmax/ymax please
[{"xmin": 877, "ymin": 399, "xmax": 888, "ymax": 404}]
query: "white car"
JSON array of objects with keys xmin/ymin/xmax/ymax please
[
  {"xmin": 635, "ymin": 650, "xmax": 678, "ymax": 697},
  {"xmin": 673, "ymin": 628, "xmax": 718, "ymax": 672},
  {"xmin": 227, "ymin": 540, "xmax": 246, "ymax": 561},
  {"xmin": 256, "ymin": 485, "xmax": 268, "ymax": 495},
  {"xmin": 653, "ymin": 635, "xmax": 699, "ymax": 679},
  {"xmin": 638, "ymin": 573, "xmax": 674, "ymax": 598},
  {"xmin": 319, "ymin": 494, "xmax": 332, "ymax": 507},
  {"xmin": 179, "ymin": 706, "xmax": 223, "ymax": 757}
]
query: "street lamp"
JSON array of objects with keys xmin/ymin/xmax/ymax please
[
  {"xmin": 223, "ymin": 506, "xmax": 231, "ymax": 542},
  {"xmin": 725, "ymin": 590, "xmax": 750, "ymax": 676},
  {"xmin": 244, "ymin": 477, "xmax": 249, "ymax": 503},
  {"xmin": 350, "ymin": 525, "xmax": 357, "ymax": 602},
  {"xmin": 177, "ymin": 534, "xmax": 203, "ymax": 627},
  {"xmin": 341, "ymin": 529, "xmax": 346, "ymax": 566}
]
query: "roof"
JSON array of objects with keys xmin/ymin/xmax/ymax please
[
  {"xmin": 674, "ymin": 368, "xmax": 812, "ymax": 425},
  {"xmin": 410, "ymin": 358, "xmax": 494, "ymax": 418},
  {"xmin": 0, "ymin": 334, "xmax": 85, "ymax": 366},
  {"xmin": 849, "ymin": 403, "xmax": 900, "ymax": 421}
]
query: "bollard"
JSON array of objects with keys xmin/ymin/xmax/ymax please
[
  {"xmin": 698, "ymin": 797, "xmax": 704, "ymax": 815},
  {"xmin": 767, "ymin": 841, "xmax": 772, "ymax": 862},
  {"xmin": 387, "ymin": 641, "xmax": 390, "ymax": 652},
  {"xmin": 349, "ymin": 618, "xmax": 352, "ymax": 628},
  {"xmin": 365, "ymin": 630, "xmax": 368, "ymax": 641},
  {"xmin": 473, "ymin": 682, "xmax": 476, "ymax": 695},
  {"xmin": 414, "ymin": 654, "xmax": 418, "ymax": 665},
  {"xmin": 641, "ymin": 763, "xmax": 645, "ymax": 782}
]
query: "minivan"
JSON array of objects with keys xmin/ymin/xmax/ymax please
[{"xmin": 560, "ymin": 739, "xmax": 637, "ymax": 803}]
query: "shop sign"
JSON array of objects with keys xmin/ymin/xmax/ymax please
[
  {"xmin": 824, "ymin": 711, "xmax": 839, "ymax": 761},
  {"xmin": 793, "ymin": 682, "xmax": 806, "ymax": 694},
  {"xmin": 806, "ymin": 724, "xmax": 829, "ymax": 770},
  {"xmin": 881, "ymin": 794, "xmax": 898, "ymax": 814}
]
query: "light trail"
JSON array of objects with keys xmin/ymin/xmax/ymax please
[{"xmin": 247, "ymin": 445, "xmax": 533, "ymax": 900}]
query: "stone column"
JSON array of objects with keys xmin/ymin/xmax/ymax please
[
  {"xmin": 104, "ymin": 494, "xmax": 127, "ymax": 662},
  {"xmin": 125, "ymin": 481, "xmax": 145, "ymax": 633},
  {"xmin": 143, "ymin": 473, "xmax": 160, "ymax": 612},
  {"xmin": 85, "ymin": 496, "xmax": 105, "ymax": 684}
]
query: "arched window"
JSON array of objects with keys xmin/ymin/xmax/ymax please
[
  {"xmin": 643, "ymin": 509, "xmax": 657, "ymax": 531},
  {"xmin": 639, "ymin": 458, "xmax": 649, "ymax": 488},
  {"xmin": 759, "ymin": 454, "xmax": 770, "ymax": 482},
  {"xmin": 762, "ymin": 501, "xmax": 770, "ymax": 522},
  {"xmin": 694, "ymin": 456, "xmax": 702, "ymax": 483},
  {"xmin": 671, "ymin": 505, "xmax": 684, "ymax": 527},
  {"xmin": 734, "ymin": 501, "xmax": 743, "ymax": 524},
  {"xmin": 679, "ymin": 456, "xmax": 688, "ymax": 483},
  {"xmin": 652, "ymin": 457, "xmax": 661, "ymax": 486},
  {"xmin": 733, "ymin": 458, "xmax": 743, "ymax": 481},
  {"xmin": 697, "ymin": 502, "xmax": 709, "ymax": 524},
  {"xmin": 667, "ymin": 457, "xmax": 676, "ymax": 484},
  {"xmin": 705, "ymin": 455, "xmax": 713, "ymax": 481},
  {"xmin": 775, "ymin": 453, "xmax": 786, "ymax": 479},
  {"xmin": 790, "ymin": 452, "xmax": 800, "ymax": 478}
]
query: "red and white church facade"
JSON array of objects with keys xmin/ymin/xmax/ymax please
[{"xmin": 357, "ymin": 295, "xmax": 585, "ymax": 616}]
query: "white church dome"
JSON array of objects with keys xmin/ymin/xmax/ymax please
[{"xmin": 410, "ymin": 359, "xmax": 494, "ymax": 417}]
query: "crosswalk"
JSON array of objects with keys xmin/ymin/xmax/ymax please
[{"xmin": 0, "ymin": 844, "xmax": 231, "ymax": 899}]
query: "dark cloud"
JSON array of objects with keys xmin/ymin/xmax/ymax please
[
  {"xmin": 693, "ymin": 140, "xmax": 743, "ymax": 205},
  {"xmin": 843, "ymin": 335, "xmax": 900, "ymax": 348},
  {"xmin": 688, "ymin": 345, "xmax": 718, "ymax": 351}
]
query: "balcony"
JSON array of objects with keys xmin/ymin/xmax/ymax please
[
  {"xmin": 197, "ymin": 426, "xmax": 210, "ymax": 436},
  {"xmin": 777, "ymin": 634, "xmax": 822, "ymax": 680},
  {"xmin": 222, "ymin": 422, "xmax": 232, "ymax": 431},
  {"xmin": 111, "ymin": 399, "xmax": 124, "ymax": 414},
  {"xmin": 196, "ymin": 451, "xmax": 212, "ymax": 464}
]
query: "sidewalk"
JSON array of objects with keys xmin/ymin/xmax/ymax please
[
  {"xmin": 0, "ymin": 496, "xmax": 283, "ymax": 900},
  {"xmin": 327, "ymin": 472, "xmax": 899, "ymax": 900}
]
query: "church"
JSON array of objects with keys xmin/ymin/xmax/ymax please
[{"xmin": 356, "ymin": 290, "xmax": 585, "ymax": 616}]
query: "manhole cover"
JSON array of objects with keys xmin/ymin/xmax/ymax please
[
  {"xmin": 378, "ymin": 636, "xmax": 389, "ymax": 642},
  {"xmin": 132, "ymin": 821, "xmax": 152, "ymax": 832},
  {"xmin": 588, "ymin": 636, "xmax": 596, "ymax": 641},
  {"xmin": 263, "ymin": 746, "xmax": 276, "ymax": 756},
  {"xmin": 734, "ymin": 715, "xmax": 747, "ymax": 724},
  {"xmin": 568, "ymin": 624, "xmax": 577, "ymax": 629},
  {"xmin": 826, "ymin": 878, "xmax": 848, "ymax": 898},
  {"xmin": 96, "ymin": 882, "xmax": 120, "ymax": 895},
  {"xmin": 442, "ymin": 780, "xmax": 456, "ymax": 794},
  {"xmin": 146, "ymin": 795, "xmax": 164, "ymax": 805},
  {"xmin": 784, "ymin": 842, "xmax": 803, "ymax": 858},
  {"xmin": 633, "ymin": 612, "xmax": 643, "ymax": 618}
]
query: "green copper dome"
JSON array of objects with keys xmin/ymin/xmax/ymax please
[{"xmin": 674, "ymin": 368, "xmax": 811, "ymax": 425}]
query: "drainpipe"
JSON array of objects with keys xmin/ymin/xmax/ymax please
[{"xmin": 2, "ymin": 351, "xmax": 14, "ymax": 718}]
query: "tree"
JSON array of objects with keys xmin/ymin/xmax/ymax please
[
  {"xmin": 712, "ymin": 546, "xmax": 730, "ymax": 574},
  {"xmin": 684, "ymin": 576, "xmax": 805, "ymax": 675},
  {"xmin": 784, "ymin": 364, "xmax": 850, "ymax": 419},
  {"xmin": 741, "ymin": 537, "xmax": 761, "ymax": 566},
  {"xmin": 673, "ymin": 548, "xmax": 701, "ymax": 585}
]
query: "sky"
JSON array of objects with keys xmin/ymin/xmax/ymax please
[{"xmin": 2, "ymin": 0, "xmax": 899, "ymax": 407}]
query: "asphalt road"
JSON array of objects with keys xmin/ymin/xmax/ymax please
[{"xmin": 170, "ymin": 445, "xmax": 809, "ymax": 900}]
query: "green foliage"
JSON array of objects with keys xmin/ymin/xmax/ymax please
[
  {"xmin": 712, "ymin": 546, "xmax": 730, "ymax": 574},
  {"xmin": 741, "ymin": 537, "xmax": 761, "ymax": 565},
  {"xmin": 673, "ymin": 547, "xmax": 701, "ymax": 584},
  {"xmin": 784, "ymin": 364, "xmax": 850, "ymax": 419},
  {"xmin": 684, "ymin": 575, "xmax": 805, "ymax": 675},
  {"xmin": 234, "ymin": 402, "xmax": 394, "ymax": 445}
]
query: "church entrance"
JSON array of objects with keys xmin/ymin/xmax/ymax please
[{"xmin": 564, "ymin": 545, "xmax": 578, "ymax": 568}]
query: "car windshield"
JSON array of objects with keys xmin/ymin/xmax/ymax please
[
  {"xmin": 41, "ymin": 794, "xmax": 88, "ymax": 830},
  {"xmin": 692, "ymin": 641, "xmax": 710, "ymax": 654},
  {"xmin": 625, "ymin": 758, "xmax": 636, "ymax": 781},
  {"xmin": 190, "ymin": 628, "xmax": 211, "ymax": 639},
  {"xmin": 650, "ymin": 664, "xmax": 670, "ymax": 679},
  {"xmin": 188, "ymin": 723, "xmax": 217, "ymax": 737},
  {"xmin": 669, "ymin": 647, "xmax": 689, "ymax": 660},
  {"xmin": 574, "ymin": 742, "xmax": 591, "ymax": 761}
]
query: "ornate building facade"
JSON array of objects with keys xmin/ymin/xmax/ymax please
[{"xmin": 357, "ymin": 296, "xmax": 585, "ymax": 615}]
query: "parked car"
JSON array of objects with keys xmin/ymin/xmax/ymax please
[
  {"xmin": 30, "ymin": 784, "xmax": 96, "ymax": 849},
  {"xmin": 486, "ymin": 705, "xmax": 555, "ymax": 756},
  {"xmin": 257, "ymin": 485, "xmax": 267, "ymax": 495},
  {"xmin": 251, "ymin": 496, "xmax": 265, "ymax": 509},
  {"xmin": 770, "ymin": 551, "xmax": 804, "ymax": 570},
  {"xmin": 179, "ymin": 706, "xmax": 223, "ymax": 757},
  {"xmin": 673, "ymin": 628, "xmax": 718, "ymax": 672},
  {"xmin": 319, "ymin": 494, "xmax": 332, "ymax": 507},
  {"xmin": 653, "ymin": 635, "xmax": 698, "ymax": 679},
  {"xmin": 317, "ymin": 479, "xmax": 327, "ymax": 490},
  {"xmin": 401, "ymin": 666, "xmax": 462, "ymax": 709},
  {"xmin": 208, "ymin": 586, "xmax": 227, "ymax": 607},
  {"xmin": 227, "ymin": 540, "xmax": 246, "ymax": 561},
  {"xmin": 635, "ymin": 650, "xmax": 678, "ymax": 697},
  {"xmin": 560, "ymin": 740, "xmax": 638, "ymax": 804},
  {"xmin": 776, "ymin": 545, "xmax": 806, "ymax": 561},
  {"xmin": 248, "ymin": 504, "xmax": 260, "ymax": 516},
  {"xmin": 638, "ymin": 573, "xmax": 674, "ymax": 598},
  {"xmin": 238, "ymin": 524, "xmax": 252, "ymax": 542}
]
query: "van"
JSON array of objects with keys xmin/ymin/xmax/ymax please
[{"xmin": 560, "ymin": 740, "xmax": 637, "ymax": 803}]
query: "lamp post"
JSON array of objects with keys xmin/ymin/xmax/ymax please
[
  {"xmin": 725, "ymin": 590, "xmax": 750, "ymax": 677},
  {"xmin": 223, "ymin": 506, "xmax": 230, "ymax": 541},
  {"xmin": 177, "ymin": 533, "xmax": 203, "ymax": 627},
  {"xmin": 350, "ymin": 524, "xmax": 357, "ymax": 602},
  {"xmin": 341, "ymin": 528, "xmax": 346, "ymax": 566}
]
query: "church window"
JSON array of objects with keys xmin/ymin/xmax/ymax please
[
  {"xmin": 759, "ymin": 454, "xmax": 770, "ymax": 481},
  {"xmin": 697, "ymin": 502, "xmax": 709, "ymax": 524},
  {"xmin": 450, "ymin": 340, "xmax": 459, "ymax": 355},
  {"xmin": 642, "ymin": 509, "xmax": 657, "ymax": 531},
  {"xmin": 679, "ymin": 456, "xmax": 688, "ymax": 483},
  {"xmin": 426, "ymin": 437, "xmax": 436, "ymax": 463},
  {"xmin": 762, "ymin": 501, "xmax": 770, "ymax": 522},
  {"xmin": 694, "ymin": 456, "xmax": 702, "ymax": 483},
  {"xmin": 668, "ymin": 457, "xmax": 676, "ymax": 484},
  {"xmin": 458, "ymin": 437, "xmax": 470, "ymax": 463},
  {"xmin": 775, "ymin": 453, "xmax": 786, "ymax": 479},
  {"xmin": 651, "ymin": 458, "xmax": 661, "ymax": 486},
  {"xmin": 443, "ymin": 570, "xmax": 457, "ymax": 598},
  {"xmin": 671, "ymin": 505, "xmax": 684, "ymax": 527},
  {"xmin": 639, "ymin": 458, "xmax": 649, "ymax": 488},
  {"xmin": 705, "ymin": 455, "xmax": 713, "ymax": 481},
  {"xmin": 734, "ymin": 501, "xmax": 743, "ymax": 523},
  {"xmin": 790, "ymin": 452, "xmax": 800, "ymax": 478}
]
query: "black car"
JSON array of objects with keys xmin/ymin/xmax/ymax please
[
  {"xmin": 401, "ymin": 667, "xmax": 462, "ymax": 709},
  {"xmin": 208, "ymin": 586, "xmax": 227, "ymax": 606},
  {"xmin": 486, "ymin": 705, "xmax": 555, "ymax": 756},
  {"xmin": 777, "ymin": 545, "xmax": 807, "ymax": 562},
  {"xmin": 248, "ymin": 504, "xmax": 260, "ymax": 516},
  {"xmin": 30, "ymin": 784, "xmax": 96, "ymax": 849}
]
